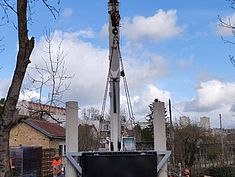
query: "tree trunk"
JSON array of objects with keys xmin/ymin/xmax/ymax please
[
  {"xmin": 0, "ymin": 126, "xmax": 11, "ymax": 177},
  {"xmin": 0, "ymin": 0, "xmax": 34, "ymax": 176}
]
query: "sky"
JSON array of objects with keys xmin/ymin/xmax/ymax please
[{"xmin": 1, "ymin": 0, "xmax": 235, "ymax": 128}]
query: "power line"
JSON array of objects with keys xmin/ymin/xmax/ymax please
[{"xmin": 171, "ymin": 105, "xmax": 187, "ymax": 117}]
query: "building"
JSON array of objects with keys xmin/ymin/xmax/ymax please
[
  {"xmin": 180, "ymin": 116, "xmax": 190, "ymax": 127},
  {"xmin": 78, "ymin": 119, "xmax": 111, "ymax": 150},
  {"xmin": 200, "ymin": 116, "xmax": 210, "ymax": 129},
  {"xmin": 78, "ymin": 124, "xmax": 99, "ymax": 151},
  {"xmin": 17, "ymin": 100, "xmax": 66, "ymax": 126},
  {"xmin": 10, "ymin": 119, "xmax": 66, "ymax": 176},
  {"xmin": 10, "ymin": 119, "xmax": 65, "ymax": 150},
  {"xmin": 135, "ymin": 121, "xmax": 149, "ymax": 129}
]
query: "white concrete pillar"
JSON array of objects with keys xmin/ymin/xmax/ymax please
[
  {"xmin": 66, "ymin": 101, "xmax": 78, "ymax": 177},
  {"xmin": 153, "ymin": 100, "xmax": 167, "ymax": 177}
]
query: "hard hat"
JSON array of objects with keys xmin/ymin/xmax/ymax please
[{"xmin": 54, "ymin": 154, "xmax": 60, "ymax": 158}]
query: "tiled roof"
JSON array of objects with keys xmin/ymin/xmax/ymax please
[{"xmin": 24, "ymin": 119, "xmax": 65, "ymax": 139}]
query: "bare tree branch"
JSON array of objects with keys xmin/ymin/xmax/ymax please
[
  {"xmin": 0, "ymin": 1, "xmax": 10, "ymax": 24},
  {"xmin": 221, "ymin": 36, "xmax": 235, "ymax": 45},
  {"xmin": 227, "ymin": 0, "xmax": 235, "ymax": 9},
  {"xmin": 3, "ymin": 0, "xmax": 17, "ymax": 14},
  {"xmin": 24, "ymin": 30, "xmax": 72, "ymax": 121},
  {"xmin": 42, "ymin": 0, "xmax": 60, "ymax": 19},
  {"xmin": 0, "ymin": 37, "xmax": 4, "ymax": 52},
  {"xmin": 218, "ymin": 2, "xmax": 235, "ymax": 68},
  {"xmin": 229, "ymin": 55, "xmax": 235, "ymax": 67}
]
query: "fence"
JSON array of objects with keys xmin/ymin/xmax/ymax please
[
  {"xmin": 42, "ymin": 148, "xmax": 56, "ymax": 177},
  {"xmin": 10, "ymin": 147, "xmax": 42, "ymax": 177},
  {"xmin": 10, "ymin": 147, "xmax": 58, "ymax": 177}
]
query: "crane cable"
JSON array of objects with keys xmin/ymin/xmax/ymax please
[
  {"xmin": 117, "ymin": 42, "xmax": 136, "ymax": 136},
  {"xmin": 97, "ymin": 37, "xmax": 116, "ymax": 147},
  {"xmin": 98, "ymin": 34, "xmax": 136, "ymax": 148}
]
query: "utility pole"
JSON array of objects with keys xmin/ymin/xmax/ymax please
[
  {"xmin": 219, "ymin": 113, "xmax": 222, "ymax": 129},
  {"xmin": 169, "ymin": 99, "xmax": 175, "ymax": 165},
  {"xmin": 219, "ymin": 113, "xmax": 224, "ymax": 165}
]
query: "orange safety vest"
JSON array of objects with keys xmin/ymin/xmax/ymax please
[{"xmin": 52, "ymin": 159, "xmax": 62, "ymax": 174}]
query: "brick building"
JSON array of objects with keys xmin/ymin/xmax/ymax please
[
  {"xmin": 17, "ymin": 100, "xmax": 66, "ymax": 126},
  {"xmin": 10, "ymin": 119, "xmax": 65, "ymax": 149}
]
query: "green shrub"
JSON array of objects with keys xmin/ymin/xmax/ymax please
[{"xmin": 206, "ymin": 166, "xmax": 234, "ymax": 177}]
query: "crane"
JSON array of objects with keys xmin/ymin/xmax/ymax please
[
  {"xmin": 65, "ymin": 1, "xmax": 170, "ymax": 177},
  {"xmin": 108, "ymin": 0, "xmax": 121, "ymax": 151}
]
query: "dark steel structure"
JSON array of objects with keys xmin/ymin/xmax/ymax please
[
  {"xmin": 80, "ymin": 151, "xmax": 158, "ymax": 177},
  {"xmin": 10, "ymin": 146, "xmax": 42, "ymax": 177}
]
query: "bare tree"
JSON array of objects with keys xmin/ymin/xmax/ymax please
[
  {"xmin": 173, "ymin": 124, "xmax": 218, "ymax": 168},
  {"xmin": 82, "ymin": 107, "xmax": 100, "ymax": 121},
  {"xmin": 0, "ymin": 1, "xmax": 60, "ymax": 176},
  {"xmin": 22, "ymin": 30, "xmax": 72, "ymax": 121},
  {"xmin": 219, "ymin": 0, "xmax": 235, "ymax": 67},
  {"xmin": 78, "ymin": 124, "xmax": 99, "ymax": 151}
]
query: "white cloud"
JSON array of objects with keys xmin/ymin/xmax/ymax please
[
  {"xmin": 131, "ymin": 84, "xmax": 171, "ymax": 119},
  {"xmin": 62, "ymin": 8, "xmax": 73, "ymax": 18},
  {"xmin": 23, "ymin": 31, "xmax": 235, "ymax": 127},
  {"xmin": 19, "ymin": 90, "xmax": 41, "ymax": 101},
  {"xmin": 137, "ymin": 79, "xmax": 235, "ymax": 128},
  {"xmin": 100, "ymin": 23, "xmax": 108, "ymax": 38},
  {"xmin": 63, "ymin": 29, "xmax": 95, "ymax": 39},
  {"xmin": 184, "ymin": 80, "xmax": 235, "ymax": 112},
  {"xmin": 177, "ymin": 57, "xmax": 193, "ymax": 69},
  {"xmin": 217, "ymin": 13, "xmax": 235, "ymax": 36},
  {"xmin": 27, "ymin": 30, "xmax": 171, "ymax": 120},
  {"xmin": 29, "ymin": 30, "xmax": 109, "ymax": 106},
  {"xmin": 125, "ymin": 55, "xmax": 168, "ymax": 89},
  {"xmin": 145, "ymin": 84, "xmax": 171, "ymax": 103},
  {"xmin": 0, "ymin": 78, "xmax": 10, "ymax": 98},
  {"xmin": 122, "ymin": 9, "xmax": 184, "ymax": 41},
  {"xmin": 172, "ymin": 101, "xmax": 234, "ymax": 128}
]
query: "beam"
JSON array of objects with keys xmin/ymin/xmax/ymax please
[{"xmin": 65, "ymin": 101, "xmax": 79, "ymax": 177}]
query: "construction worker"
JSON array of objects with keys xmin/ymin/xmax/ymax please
[
  {"xmin": 183, "ymin": 168, "xmax": 190, "ymax": 177},
  {"xmin": 52, "ymin": 154, "xmax": 62, "ymax": 177}
]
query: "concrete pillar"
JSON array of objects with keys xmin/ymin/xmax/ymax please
[
  {"xmin": 153, "ymin": 100, "xmax": 167, "ymax": 177},
  {"xmin": 65, "ymin": 101, "xmax": 78, "ymax": 177}
]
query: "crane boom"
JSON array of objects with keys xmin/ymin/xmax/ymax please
[{"xmin": 108, "ymin": 0, "xmax": 121, "ymax": 151}]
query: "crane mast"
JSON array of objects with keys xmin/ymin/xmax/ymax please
[{"xmin": 108, "ymin": 0, "xmax": 121, "ymax": 151}]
